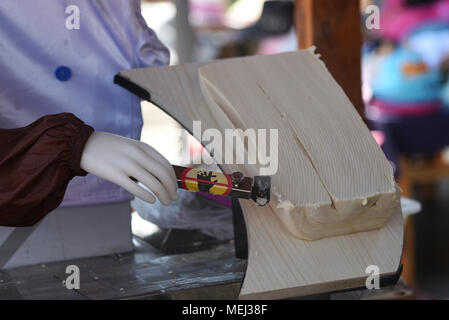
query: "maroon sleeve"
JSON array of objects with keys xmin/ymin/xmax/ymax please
[{"xmin": 0, "ymin": 113, "xmax": 94, "ymax": 227}]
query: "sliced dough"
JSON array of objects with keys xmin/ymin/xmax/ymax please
[{"xmin": 199, "ymin": 49, "xmax": 401, "ymax": 240}]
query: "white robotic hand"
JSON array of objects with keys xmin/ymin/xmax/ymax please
[{"xmin": 80, "ymin": 131, "xmax": 178, "ymax": 205}]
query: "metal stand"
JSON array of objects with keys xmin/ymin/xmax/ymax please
[{"xmin": 232, "ymin": 198, "xmax": 248, "ymax": 260}]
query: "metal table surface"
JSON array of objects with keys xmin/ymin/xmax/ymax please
[
  {"xmin": 0, "ymin": 237, "xmax": 246, "ymax": 300},
  {"xmin": 0, "ymin": 235, "xmax": 419, "ymax": 300},
  {"xmin": 0, "ymin": 204, "xmax": 419, "ymax": 300}
]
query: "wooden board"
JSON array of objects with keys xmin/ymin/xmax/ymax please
[{"xmin": 116, "ymin": 51, "xmax": 404, "ymax": 299}]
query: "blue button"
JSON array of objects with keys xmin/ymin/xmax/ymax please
[{"xmin": 55, "ymin": 66, "xmax": 72, "ymax": 81}]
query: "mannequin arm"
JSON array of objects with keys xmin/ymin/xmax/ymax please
[
  {"xmin": 80, "ymin": 132, "xmax": 178, "ymax": 205},
  {"xmin": 0, "ymin": 113, "xmax": 177, "ymax": 227},
  {"xmin": 0, "ymin": 113, "xmax": 94, "ymax": 226}
]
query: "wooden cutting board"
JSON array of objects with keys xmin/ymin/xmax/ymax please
[{"xmin": 115, "ymin": 51, "xmax": 404, "ymax": 299}]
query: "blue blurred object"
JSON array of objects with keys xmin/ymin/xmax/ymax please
[
  {"xmin": 407, "ymin": 22, "xmax": 449, "ymax": 69},
  {"xmin": 442, "ymin": 80, "xmax": 449, "ymax": 107},
  {"xmin": 365, "ymin": 2, "xmax": 449, "ymax": 178},
  {"xmin": 372, "ymin": 47, "xmax": 443, "ymax": 103},
  {"xmin": 408, "ymin": 20, "xmax": 449, "ymax": 35}
]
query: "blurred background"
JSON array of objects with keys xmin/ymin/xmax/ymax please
[{"xmin": 137, "ymin": 0, "xmax": 449, "ymax": 298}]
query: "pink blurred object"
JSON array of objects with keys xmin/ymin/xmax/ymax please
[
  {"xmin": 256, "ymin": 29, "xmax": 297, "ymax": 55},
  {"xmin": 369, "ymin": 98, "xmax": 443, "ymax": 117},
  {"xmin": 379, "ymin": 0, "xmax": 449, "ymax": 41},
  {"xmin": 189, "ymin": 0, "xmax": 226, "ymax": 27},
  {"xmin": 371, "ymin": 130, "xmax": 386, "ymax": 146}
]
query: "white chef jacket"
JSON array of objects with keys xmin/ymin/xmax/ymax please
[{"xmin": 0, "ymin": 0, "xmax": 170, "ymax": 206}]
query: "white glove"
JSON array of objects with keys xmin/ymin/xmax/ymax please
[{"xmin": 80, "ymin": 131, "xmax": 178, "ymax": 205}]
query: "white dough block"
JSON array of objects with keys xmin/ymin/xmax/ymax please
[{"xmin": 198, "ymin": 50, "xmax": 401, "ymax": 240}]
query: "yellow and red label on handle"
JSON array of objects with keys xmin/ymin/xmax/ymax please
[{"xmin": 178, "ymin": 167, "xmax": 233, "ymax": 196}]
